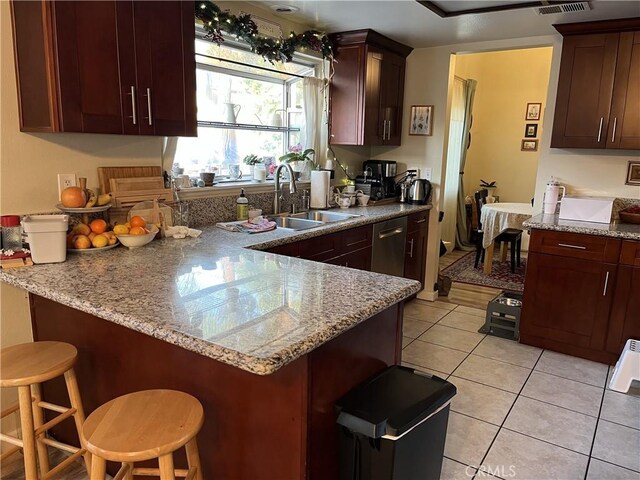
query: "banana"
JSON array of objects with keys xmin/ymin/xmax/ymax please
[
  {"xmin": 96, "ymin": 193, "xmax": 112, "ymax": 206},
  {"xmin": 84, "ymin": 189, "xmax": 97, "ymax": 208}
]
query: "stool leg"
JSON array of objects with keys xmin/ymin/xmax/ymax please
[
  {"xmin": 63, "ymin": 368, "xmax": 91, "ymax": 473},
  {"xmin": 91, "ymin": 455, "xmax": 107, "ymax": 479},
  {"xmin": 31, "ymin": 383, "xmax": 50, "ymax": 474},
  {"xmin": 517, "ymin": 237, "xmax": 522, "ymax": 267},
  {"xmin": 510, "ymin": 239, "xmax": 516, "ymax": 273},
  {"xmin": 124, "ymin": 462, "xmax": 134, "ymax": 480},
  {"xmin": 158, "ymin": 453, "xmax": 176, "ymax": 480},
  {"xmin": 186, "ymin": 438, "xmax": 203, "ymax": 480},
  {"xmin": 17, "ymin": 386, "xmax": 38, "ymax": 479}
]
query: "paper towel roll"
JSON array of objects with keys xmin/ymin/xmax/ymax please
[{"xmin": 310, "ymin": 170, "xmax": 330, "ymax": 209}]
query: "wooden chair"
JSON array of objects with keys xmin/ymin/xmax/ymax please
[
  {"xmin": 0, "ymin": 341, "xmax": 90, "ymax": 479},
  {"xmin": 474, "ymin": 191, "xmax": 523, "ymax": 273},
  {"xmin": 82, "ymin": 389, "xmax": 204, "ymax": 480}
]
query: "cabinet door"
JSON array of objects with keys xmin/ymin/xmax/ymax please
[
  {"xmin": 266, "ymin": 242, "xmax": 300, "ymax": 258},
  {"xmin": 551, "ymin": 33, "xmax": 619, "ymax": 148},
  {"xmin": 53, "ymin": 1, "xmax": 135, "ymax": 134},
  {"xmin": 379, "ymin": 52, "xmax": 405, "ymax": 146},
  {"xmin": 606, "ymin": 266, "xmax": 640, "ymax": 355},
  {"xmin": 132, "ymin": 1, "xmax": 197, "ymax": 137},
  {"xmin": 521, "ymin": 252, "xmax": 616, "ymax": 350},
  {"xmin": 363, "ymin": 48, "xmax": 383, "ymax": 145},
  {"xmin": 404, "ymin": 228, "xmax": 427, "ymax": 286},
  {"xmin": 329, "ymin": 44, "xmax": 366, "ymax": 145},
  {"xmin": 607, "ymin": 31, "xmax": 640, "ymax": 149},
  {"xmin": 326, "ymin": 247, "xmax": 372, "ymax": 271}
]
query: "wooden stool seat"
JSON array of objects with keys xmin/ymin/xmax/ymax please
[
  {"xmin": 83, "ymin": 390, "xmax": 204, "ymax": 479},
  {"xmin": 0, "ymin": 341, "xmax": 77, "ymax": 387},
  {"xmin": 0, "ymin": 341, "xmax": 89, "ymax": 479}
]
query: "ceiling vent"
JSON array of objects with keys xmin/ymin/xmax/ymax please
[{"xmin": 536, "ymin": 2, "xmax": 591, "ymax": 15}]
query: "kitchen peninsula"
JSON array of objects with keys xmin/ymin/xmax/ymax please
[{"xmin": 0, "ymin": 204, "xmax": 429, "ymax": 479}]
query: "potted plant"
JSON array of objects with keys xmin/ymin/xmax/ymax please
[
  {"xmin": 279, "ymin": 145, "xmax": 317, "ymax": 181},
  {"xmin": 243, "ymin": 154, "xmax": 262, "ymax": 177}
]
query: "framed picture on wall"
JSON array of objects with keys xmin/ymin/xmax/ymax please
[
  {"xmin": 525, "ymin": 103, "xmax": 542, "ymax": 121},
  {"xmin": 626, "ymin": 161, "xmax": 640, "ymax": 186},
  {"xmin": 521, "ymin": 139, "xmax": 538, "ymax": 151},
  {"xmin": 524, "ymin": 123, "xmax": 538, "ymax": 138},
  {"xmin": 409, "ymin": 105, "xmax": 433, "ymax": 136}
]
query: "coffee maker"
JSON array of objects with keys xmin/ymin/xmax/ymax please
[{"xmin": 360, "ymin": 160, "xmax": 397, "ymax": 199}]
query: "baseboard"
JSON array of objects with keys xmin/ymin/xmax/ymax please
[{"xmin": 417, "ymin": 290, "xmax": 438, "ymax": 302}]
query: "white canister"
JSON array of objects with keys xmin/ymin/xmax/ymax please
[
  {"xmin": 543, "ymin": 180, "xmax": 566, "ymax": 215},
  {"xmin": 21, "ymin": 215, "xmax": 69, "ymax": 264},
  {"xmin": 253, "ymin": 165, "xmax": 267, "ymax": 182}
]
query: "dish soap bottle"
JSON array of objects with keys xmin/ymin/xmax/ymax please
[{"xmin": 236, "ymin": 189, "xmax": 249, "ymax": 220}]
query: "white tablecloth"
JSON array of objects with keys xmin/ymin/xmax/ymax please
[{"xmin": 481, "ymin": 203, "xmax": 534, "ymax": 248}]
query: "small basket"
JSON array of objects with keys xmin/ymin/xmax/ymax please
[{"xmin": 619, "ymin": 211, "xmax": 640, "ymax": 224}]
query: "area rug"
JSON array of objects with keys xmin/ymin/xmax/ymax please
[{"xmin": 441, "ymin": 251, "xmax": 526, "ymax": 292}]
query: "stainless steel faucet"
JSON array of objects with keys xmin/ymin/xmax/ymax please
[{"xmin": 273, "ymin": 163, "xmax": 297, "ymax": 215}]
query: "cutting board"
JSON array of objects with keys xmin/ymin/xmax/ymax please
[
  {"xmin": 98, "ymin": 166, "xmax": 162, "ymax": 193},
  {"xmin": 109, "ymin": 176, "xmax": 165, "ymax": 192}
]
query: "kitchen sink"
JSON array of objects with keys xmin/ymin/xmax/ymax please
[
  {"xmin": 290, "ymin": 211, "xmax": 361, "ymax": 223},
  {"xmin": 271, "ymin": 216, "xmax": 324, "ymax": 231}
]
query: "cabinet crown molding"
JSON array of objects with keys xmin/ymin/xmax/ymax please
[
  {"xmin": 328, "ymin": 29, "xmax": 413, "ymax": 58},
  {"xmin": 554, "ymin": 17, "xmax": 640, "ymax": 36}
]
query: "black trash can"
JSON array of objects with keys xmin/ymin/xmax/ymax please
[{"xmin": 335, "ymin": 365, "xmax": 457, "ymax": 480}]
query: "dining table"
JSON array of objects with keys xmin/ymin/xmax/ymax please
[{"xmin": 480, "ymin": 202, "xmax": 534, "ymax": 274}]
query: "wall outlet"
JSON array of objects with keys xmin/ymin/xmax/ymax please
[
  {"xmin": 423, "ymin": 168, "xmax": 432, "ymax": 181},
  {"xmin": 57, "ymin": 174, "xmax": 76, "ymax": 198}
]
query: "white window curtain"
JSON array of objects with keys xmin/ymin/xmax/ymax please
[{"xmin": 301, "ymin": 77, "xmax": 328, "ymax": 167}]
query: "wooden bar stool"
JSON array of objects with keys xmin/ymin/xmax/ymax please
[
  {"xmin": 0, "ymin": 341, "xmax": 90, "ymax": 479},
  {"xmin": 82, "ymin": 389, "xmax": 204, "ymax": 480}
]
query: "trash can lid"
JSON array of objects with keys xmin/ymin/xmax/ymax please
[{"xmin": 335, "ymin": 365, "xmax": 457, "ymax": 439}]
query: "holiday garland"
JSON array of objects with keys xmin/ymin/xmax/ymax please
[{"xmin": 195, "ymin": 1, "xmax": 333, "ymax": 63}]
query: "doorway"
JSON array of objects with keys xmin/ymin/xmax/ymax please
[{"xmin": 439, "ymin": 46, "xmax": 553, "ymax": 292}]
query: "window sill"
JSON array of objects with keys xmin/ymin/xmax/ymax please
[{"xmin": 176, "ymin": 180, "xmax": 311, "ymax": 200}]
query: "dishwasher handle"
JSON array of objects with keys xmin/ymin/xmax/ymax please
[{"xmin": 378, "ymin": 227, "xmax": 404, "ymax": 239}]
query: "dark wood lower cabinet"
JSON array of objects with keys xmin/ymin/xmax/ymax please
[
  {"xmin": 521, "ymin": 229, "xmax": 638, "ymax": 365},
  {"xmin": 404, "ymin": 226, "xmax": 428, "ymax": 285},
  {"xmin": 521, "ymin": 253, "xmax": 616, "ymax": 354},
  {"xmin": 327, "ymin": 246, "xmax": 372, "ymax": 271},
  {"xmin": 606, "ymin": 265, "xmax": 640, "ymax": 354},
  {"xmin": 31, "ymin": 294, "xmax": 402, "ymax": 480}
]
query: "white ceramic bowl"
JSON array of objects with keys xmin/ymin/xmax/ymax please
[{"xmin": 115, "ymin": 225, "xmax": 159, "ymax": 248}]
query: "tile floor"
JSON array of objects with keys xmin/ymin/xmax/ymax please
[{"xmin": 403, "ymin": 298, "xmax": 640, "ymax": 480}]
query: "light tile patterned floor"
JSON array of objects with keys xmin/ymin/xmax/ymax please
[{"xmin": 403, "ymin": 298, "xmax": 640, "ymax": 480}]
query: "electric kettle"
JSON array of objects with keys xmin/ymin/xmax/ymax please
[{"xmin": 407, "ymin": 179, "xmax": 432, "ymax": 205}]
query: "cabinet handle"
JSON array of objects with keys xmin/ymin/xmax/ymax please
[
  {"xmin": 603, "ymin": 271, "xmax": 610, "ymax": 296},
  {"xmin": 145, "ymin": 88, "xmax": 153, "ymax": 126},
  {"xmin": 408, "ymin": 238, "xmax": 414, "ymax": 258},
  {"xmin": 382, "ymin": 120, "xmax": 387, "ymax": 140},
  {"xmin": 129, "ymin": 86, "xmax": 137, "ymax": 125},
  {"xmin": 415, "ymin": 219, "xmax": 427, "ymax": 224},
  {"xmin": 345, "ymin": 262, "xmax": 349, "ymax": 268},
  {"xmin": 557, "ymin": 243, "xmax": 587, "ymax": 250},
  {"xmin": 596, "ymin": 117, "xmax": 603, "ymax": 142},
  {"xmin": 386, "ymin": 120, "xmax": 391, "ymax": 140},
  {"xmin": 611, "ymin": 117, "xmax": 617, "ymax": 143}
]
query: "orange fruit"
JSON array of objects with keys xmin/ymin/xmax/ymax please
[
  {"xmin": 129, "ymin": 226, "xmax": 147, "ymax": 235},
  {"xmin": 60, "ymin": 187, "xmax": 86, "ymax": 208},
  {"xmin": 72, "ymin": 235, "xmax": 91, "ymax": 249},
  {"xmin": 130, "ymin": 216, "xmax": 146, "ymax": 228},
  {"xmin": 72, "ymin": 223, "xmax": 91, "ymax": 236},
  {"xmin": 90, "ymin": 219, "xmax": 107, "ymax": 234}
]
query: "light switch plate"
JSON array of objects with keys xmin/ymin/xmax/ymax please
[
  {"xmin": 57, "ymin": 174, "xmax": 76, "ymax": 198},
  {"xmin": 423, "ymin": 168, "xmax": 432, "ymax": 181}
]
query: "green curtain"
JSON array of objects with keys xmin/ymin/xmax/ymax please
[{"xmin": 455, "ymin": 79, "xmax": 477, "ymax": 250}]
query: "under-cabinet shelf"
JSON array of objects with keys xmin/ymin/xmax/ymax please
[{"xmin": 197, "ymin": 121, "xmax": 300, "ymax": 132}]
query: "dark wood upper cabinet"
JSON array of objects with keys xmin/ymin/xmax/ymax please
[
  {"xmin": 11, "ymin": 0, "xmax": 196, "ymax": 137},
  {"xmin": 551, "ymin": 19, "xmax": 640, "ymax": 150},
  {"xmin": 329, "ymin": 30, "xmax": 412, "ymax": 146}
]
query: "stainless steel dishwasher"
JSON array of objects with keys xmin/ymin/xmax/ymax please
[{"xmin": 371, "ymin": 216, "xmax": 407, "ymax": 277}]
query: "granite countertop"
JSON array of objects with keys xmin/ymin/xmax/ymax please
[
  {"xmin": 524, "ymin": 213, "xmax": 640, "ymax": 241},
  {"xmin": 0, "ymin": 204, "xmax": 430, "ymax": 375}
]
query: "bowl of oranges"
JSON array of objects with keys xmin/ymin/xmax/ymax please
[{"xmin": 114, "ymin": 216, "xmax": 158, "ymax": 248}]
